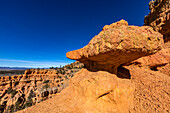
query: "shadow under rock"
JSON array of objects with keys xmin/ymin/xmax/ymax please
[
  {"xmin": 117, "ymin": 66, "xmax": 131, "ymax": 79},
  {"xmin": 84, "ymin": 64, "xmax": 131, "ymax": 79}
]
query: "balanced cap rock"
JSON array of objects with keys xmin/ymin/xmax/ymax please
[
  {"xmin": 17, "ymin": 20, "xmax": 165, "ymax": 113},
  {"xmin": 66, "ymin": 20, "xmax": 164, "ymax": 74}
]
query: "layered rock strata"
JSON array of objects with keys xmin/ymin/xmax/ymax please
[
  {"xmin": 18, "ymin": 68, "xmax": 134, "ymax": 113},
  {"xmin": 142, "ymin": 0, "xmax": 170, "ymax": 77},
  {"xmin": 0, "ymin": 66, "xmax": 81, "ymax": 113},
  {"xmin": 128, "ymin": 48, "xmax": 170, "ymax": 73},
  {"xmin": 18, "ymin": 20, "xmax": 165, "ymax": 113},
  {"xmin": 144, "ymin": 0, "xmax": 170, "ymax": 42}
]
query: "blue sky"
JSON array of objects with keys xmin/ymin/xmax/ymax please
[{"xmin": 0, "ymin": 0, "xmax": 150, "ymax": 68}]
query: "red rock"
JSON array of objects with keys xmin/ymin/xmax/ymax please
[
  {"xmin": 67, "ymin": 20, "xmax": 164, "ymax": 74},
  {"xmin": 129, "ymin": 48, "xmax": 170, "ymax": 68},
  {"xmin": 17, "ymin": 68, "xmax": 134, "ymax": 113},
  {"xmin": 125, "ymin": 65, "xmax": 170, "ymax": 113},
  {"xmin": 157, "ymin": 63, "xmax": 170, "ymax": 75},
  {"xmin": 144, "ymin": 0, "xmax": 170, "ymax": 42},
  {"xmin": 0, "ymin": 67, "xmax": 77, "ymax": 112}
]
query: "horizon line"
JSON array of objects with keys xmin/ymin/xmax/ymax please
[{"xmin": 0, "ymin": 58, "xmax": 73, "ymax": 68}]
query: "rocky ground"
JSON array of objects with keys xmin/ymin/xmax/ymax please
[
  {"xmin": 17, "ymin": 11, "xmax": 169, "ymax": 113},
  {"xmin": 0, "ymin": 61, "xmax": 83, "ymax": 113},
  {"xmin": 1, "ymin": 0, "xmax": 170, "ymax": 113}
]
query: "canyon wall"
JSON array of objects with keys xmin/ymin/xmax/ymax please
[
  {"xmin": 1, "ymin": 1, "xmax": 170, "ymax": 113},
  {"xmin": 0, "ymin": 62, "xmax": 83, "ymax": 113},
  {"xmin": 17, "ymin": 20, "xmax": 169, "ymax": 113}
]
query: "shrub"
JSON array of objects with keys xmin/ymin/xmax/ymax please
[
  {"xmin": 43, "ymin": 80, "xmax": 49, "ymax": 84},
  {"xmin": 23, "ymin": 90, "xmax": 35, "ymax": 108},
  {"xmin": 24, "ymin": 99, "xmax": 33, "ymax": 108},
  {"xmin": 11, "ymin": 90, "xmax": 18, "ymax": 98},
  {"xmin": 43, "ymin": 84, "xmax": 49, "ymax": 89},
  {"xmin": 28, "ymin": 90, "xmax": 35, "ymax": 99},
  {"xmin": 7, "ymin": 88, "xmax": 12, "ymax": 94},
  {"xmin": 7, "ymin": 88, "xmax": 18, "ymax": 98},
  {"xmin": 0, "ymin": 105, "xmax": 4, "ymax": 113}
]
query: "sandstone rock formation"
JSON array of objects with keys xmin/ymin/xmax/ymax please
[
  {"xmin": 0, "ymin": 64, "xmax": 82, "ymax": 113},
  {"xmin": 0, "ymin": 70, "xmax": 64, "ymax": 113},
  {"xmin": 67, "ymin": 20, "xmax": 164, "ymax": 74},
  {"xmin": 18, "ymin": 68, "xmax": 134, "ymax": 113},
  {"xmin": 144, "ymin": 0, "xmax": 170, "ymax": 42},
  {"xmin": 17, "ymin": 20, "xmax": 167, "ymax": 113},
  {"xmin": 13, "ymin": 0, "xmax": 170, "ymax": 112},
  {"xmin": 142, "ymin": 0, "xmax": 170, "ymax": 76},
  {"xmin": 129, "ymin": 48, "xmax": 170, "ymax": 71}
]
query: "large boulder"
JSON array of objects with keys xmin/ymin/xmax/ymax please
[
  {"xmin": 67, "ymin": 20, "xmax": 164, "ymax": 74},
  {"xmin": 17, "ymin": 20, "xmax": 165, "ymax": 113}
]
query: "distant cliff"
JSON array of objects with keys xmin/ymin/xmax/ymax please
[
  {"xmin": 0, "ymin": 61, "xmax": 83, "ymax": 113},
  {"xmin": 17, "ymin": 19, "xmax": 169, "ymax": 113}
]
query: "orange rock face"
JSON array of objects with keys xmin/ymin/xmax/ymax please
[
  {"xmin": 17, "ymin": 69, "xmax": 134, "ymax": 113},
  {"xmin": 67, "ymin": 20, "xmax": 164, "ymax": 74},
  {"xmin": 17, "ymin": 20, "xmax": 167, "ymax": 113},
  {"xmin": 144, "ymin": 0, "xmax": 170, "ymax": 42},
  {"xmin": 129, "ymin": 48, "xmax": 170, "ymax": 68},
  {"xmin": 126, "ymin": 65, "xmax": 170, "ymax": 113},
  {"xmin": 0, "ymin": 67, "xmax": 80, "ymax": 113}
]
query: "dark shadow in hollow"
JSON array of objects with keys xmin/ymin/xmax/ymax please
[
  {"xmin": 84, "ymin": 62, "xmax": 131, "ymax": 79},
  {"xmin": 117, "ymin": 65, "xmax": 131, "ymax": 79},
  {"xmin": 150, "ymin": 63, "xmax": 167, "ymax": 71}
]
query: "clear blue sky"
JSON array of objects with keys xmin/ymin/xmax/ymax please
[{"xmin": 0, "ymin": 0, "xmax": 150, "ymax": 68}]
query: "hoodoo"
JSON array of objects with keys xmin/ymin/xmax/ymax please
[
  {"xmin": 1, "ymin": 0, "xmax": 169, "ymax": 113},
  {"xmin": 17, "ymin": 20, "xmax": 166, "ymax": 113},
  {"xmin": 66, "ymin": 20, "xmax": 164, "ymax": 74}
]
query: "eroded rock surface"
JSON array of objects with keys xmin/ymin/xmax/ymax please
[
  {"xmin": 0, "ymin": 64, "xmax": 82, "ymax": 113},
  {"xmin": 129, "ymin": 48, "xmax": 170, "ymax": 70},
  {"xmin": 126, "ymin": 65, "xmax": 170, "ymax": 113},
  {"xmin": 67, "ymin": 20, "xmax": 164, "ymax": 74},
  {"xmin": 0, "ymin": 70, "xmax": 65, "ymax": 113},
  {"xmin": 144, "ymin": 0, "xmax": 170, "ymax": 42},
  {"xmin": 17, "ymin": 20, "xmax": 166, "ymax": 113},
  {"xmin": 17, "ymin": 69, "xmax": 134, "ymax": 113}
]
